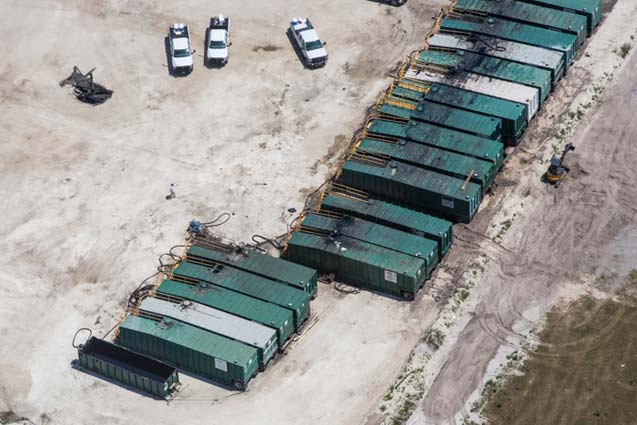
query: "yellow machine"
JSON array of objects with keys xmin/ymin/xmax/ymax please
[{"xmin": 545, "ymin": 144, "xmax": 575, "ymax": 186}]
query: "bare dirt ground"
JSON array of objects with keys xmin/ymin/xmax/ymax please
[
  {"xmin": 0, "ymin": 1, "xmax": 449, "ymax": 424},
  {"xmin": 403, "ymin": 1, "xmax": 637, "ymax": 423}
]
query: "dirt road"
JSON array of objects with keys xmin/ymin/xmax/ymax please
[{"xmin": 409, "ymin": 3, "xmax": 637, "ymax": 422}]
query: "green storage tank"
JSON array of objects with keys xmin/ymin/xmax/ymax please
[
  {"xmin": 117, "ymin": 315, "xmax": 259, "ymax": 390},
  {"xmin": 137, "ymin": 297, "xmax": 278, "ymax": 371},
  {"xmin": 454, "ymin": 0, "xmax": 588, "ymax": 46},
  {"xmin": 415, "ymin": 50, "xmax": 552, "ymax": 103},
  {"xmin": 77, "ymin": 337, "xmax": 179, "ymax": 399},
  {"xmin": 300, "ymin": 213, "xmax": 439, "ymax": 277},
  {"xmin": 366, "ymin": 118, "xmax": 504, "ymax": 168},
  {"xmin": 338, "ymin": 159, "xmax": 482, "ymax": 223},
  {"xmin": 392, "ymin": 80, "xmax": 527, "ymax": 142},
  {"xmin": 156, "ymin": 279, "xmax": 295, "ymax": 349},
  {"xmin": 356, "ymin": 138, "xmax": 496, "ymax": 194},
  {"xmin": 427, "ymin": 33, "xmax": 565, "ymax": 85},
  {"xmin": 286, "ymin": 231, "xmax": 428, "ymax": 300},
  {"xmin": 172, "ymin": 260, "xmax": 310, "ymax": 330},
  {"xmin": 440, "ymin": 17, "xmax": 578, "ymax": 66},
  {"xmin": 319, "ymin": 193, "xmax": 453, "ymax": 256},
  {"xmin": 186, "ymin": 244, "xmax": 317, "ymax": 297},
  {"xmin": 379, "ymin": 98, "xmax": 502, "ymax": 141},
  {"xmin": 516, "ymin": 0, "xmax": 602, "ymax": 34}
]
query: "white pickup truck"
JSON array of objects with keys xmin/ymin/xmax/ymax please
[
  {"xmin": 289, "ymin": 18, "xmax": 328, "ymax": 68},
  {"xmin": 205, "ymin": 15, "xmax": 230, "ymax": 66},
  {"xmin": 169, "ymin": 23, "xmax": 194, "ymax": 75}
]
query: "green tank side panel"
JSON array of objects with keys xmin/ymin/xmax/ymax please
[
  {"xmin": 286, "ymin": 231, "xmax": 428, "ymax": 298},
  {"xmin": 172, "ymin": 259, "xmax": 310, "ymax": 330},
  {"xmin": 392, "ymin": 82, "xmax": 527, "ymax": 141},
  {"xmin": 379, "ymin": 102, "xmax": 501, "ymax": 140},
  {"xmin": 185, "ymin": 245, "xmax": 317, "ymax": 296},
  {"xmin": 339, "ymin": 159, "xmax": 483, "ymax": 223},
  {"xmin": 319, "ymin": 194, "xmax": 453, "ymax": 256},
  {"xmin": 301, "ymin": 213, "xmax": 439, "ymax": 275},
  {"xmin": 117, "ymin": 315, "xmax": 259, "ymax": 387},
  {"xmin": 367, "ymin": 119, "xmax": 504, "ymax": 167},
  {"xmin": 357, "ymin": 138, "xmax": 496, "ymax": 192},
  {"xmin": 516, "ymin": 0, "xmax": 602, "ymax": 33},
  {"xmin": 441, "ymin": 17, "xmax": 578, "ymax": 65},
  {"xmin": 417, "ymin": 50, "xmax": 552, "ymax": 102},
  {"xmin": 156, "ymin": 279, "xmax": 295, "ymax": 348},
  {"xmin": 455, "ymin": 0, "xmax": 588, "ymax": 44},
  {"xmin": 379, "ymin": 101, "xmax": 502, "ymax": 140}
]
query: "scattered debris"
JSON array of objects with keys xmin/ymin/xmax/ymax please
[{"xmin": 59, "ymin": 66, "xmax": 113, "ymax": 105}]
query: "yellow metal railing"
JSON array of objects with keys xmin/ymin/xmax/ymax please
[{"xmin": 330, "ymin": 183, "xmax": 369, "ymax": 202}]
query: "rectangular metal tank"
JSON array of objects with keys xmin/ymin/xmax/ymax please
[
  {"xmin": 300, "ymin": 212, "xmax": 439, "ymax": 277},
  {"xmin": 155, "ymin": 279, "xmax": 295, "ymax": 349},
  {"xmin": 516, "ymin": 0, "xmax": 602, "ymax": 34},
  {"xmin": 391, "ymin": 80, "xmax": 527, "ymax": 142},
  {"xmin": 378, "ymin": 98, "xmax": 502, "ymax": 141},
  {"xmin": 454, "ymin": 0, "xmax": 588, "ymax": 46},
  {"xmin": 440, "ymin": 17, "xmax": 578, "ymax": 66},
  {"xmin": 172, "ymin": 259, "xmax": 311, "ymax": 330},
  {"xmin": 285, "ymin": 231, "xmax": 428, "ymax": 300},
  {"xmin": 117, "ymin": 315, "xmax": 259, "ymax": 390},
  {"xmin": 356, "ymin": 138, "xmax": 496, "ymax": 193},
  {"xmin": 366, "ymin": 118, "xmax": 505, "ymax": 167},
  {"xmin": 187, "ymin": 244, "xmax": 318, "ymax": 297},
  {"xmin": 427, "ymin": 33, "xmax": 565, "ymax": 84},
  {"xmin": 318, "ymin": 193, "xmax": 453, "ymax": 256},
  {"xmin": 338, "ymin": 159, "xmax": 483, "ymax": 223},
  {"xmin": 77, "ymin": 337, "xmax": 179, "ymax": 399},
  {"xmin": 403, "ymin": 66, "xmax": 539, "ymax": 124},
  {"xmin": 138, "ymin": 297, "xmax": 278, "ymax": 370},
  {"xmin": 415, "ymin": 50, "xmax": 552, "ymax": 103}
]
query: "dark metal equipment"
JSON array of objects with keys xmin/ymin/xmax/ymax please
[
  {"xmin": 545, "ymin": 143, "xmax": 575, "ymax": 186},
  {"xmin": 59, "ymin": 67, "xmax": 113, "ymax": 105}
]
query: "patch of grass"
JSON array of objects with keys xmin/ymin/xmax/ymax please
[
  {"xmin": 481, "ymin": 294, "xmax": 637, "ymax": 424},
  {"xmin": 389, "ymin": 398, "xmax": 417, "ymax": 425},
  {"xmin": 629, "ymin": 269, "xmax": 637, "ymax": 285},
  {"xmin": 494, "ymin": 218, "xmax": 513, "ymax": 242},
  {"xmin": 618, "ymin": 43, "xmax": 632, "ymax": 59},
  {"xmin": 423, "ymin": 328, "xmax": 445, "ymax": 351}
]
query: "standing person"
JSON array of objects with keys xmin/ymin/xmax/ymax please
[{"xmin": 167, "ymin": 183, "xmax": 176, "ymax": 200}]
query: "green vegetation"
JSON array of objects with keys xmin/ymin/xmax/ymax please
[
  {"xmin": 423, "ymin": 328, "xmax": 445, "ymax": 351},
  {"xmin": 618, "ymin": 43, "xmax": 632, "ymax": 59}
]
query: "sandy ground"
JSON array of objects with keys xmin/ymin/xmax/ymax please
[
  {"xmin": 0, "ymin": 1, "xmax": 450, "ymax": 424},
  {"xmin": 403, "ymin": 1, "xmax": 637, "ymax": 423}
]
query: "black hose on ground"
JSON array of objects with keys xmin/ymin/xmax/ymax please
[
  {"xmin": 72, "ymin": 327, "xmax": 92, "ymax": 348},
  {"xmin": 202, "ymin": 212, "xmax": 231, "ymax": 227}
]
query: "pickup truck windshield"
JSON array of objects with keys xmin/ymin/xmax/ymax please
[
  {"xmin": 209, "ymin": 40, "xmax": 226, "ymax": 49},
  {"xmin": 174, "ymin": 49, "xmax": 190, "ymax": 57},
  {"xmin": 305, "ymin": 40, "xmax": 323, "ymax": 51}
]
